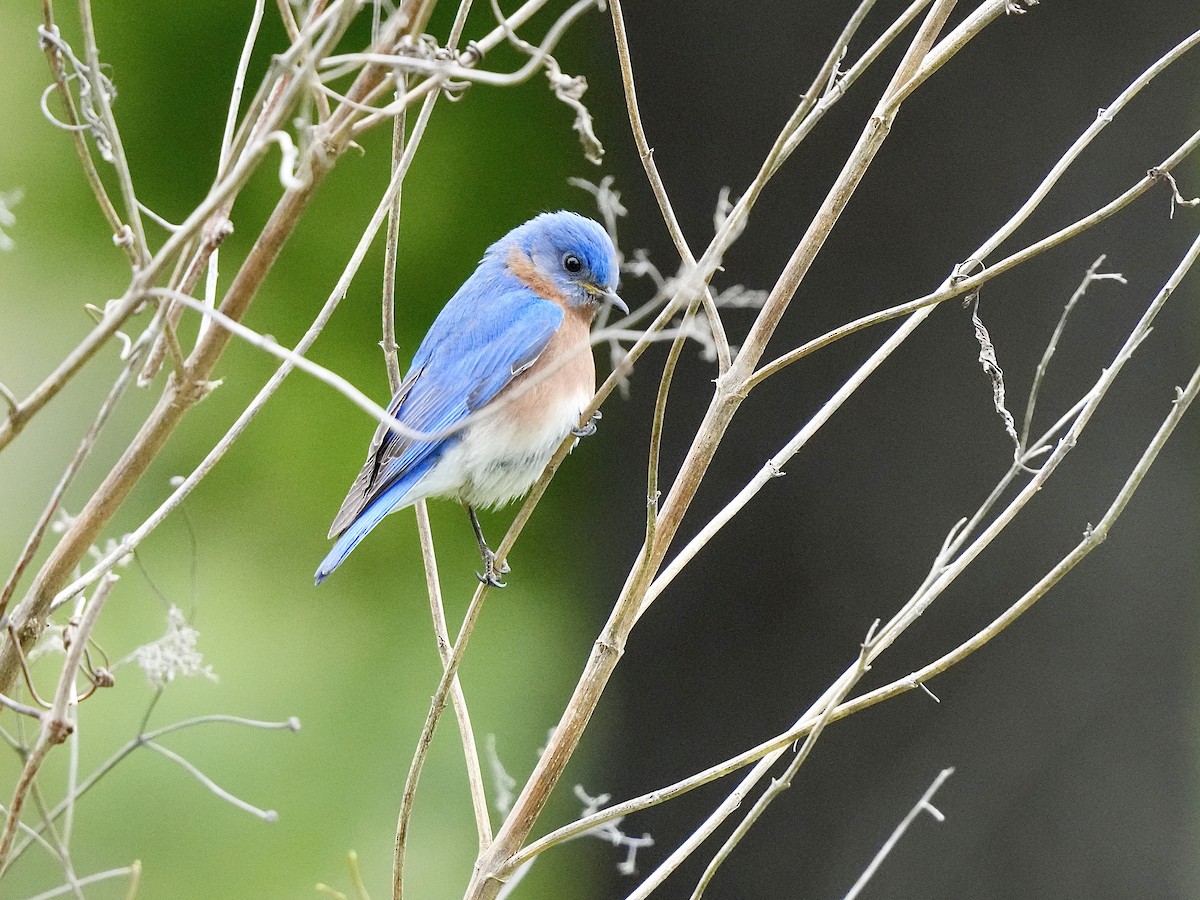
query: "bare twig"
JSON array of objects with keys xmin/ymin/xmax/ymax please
[
  {"xmin": 0, "ymin": 573, "xmax": 118, "ymax": 872},
  {"xmin": 8, "ymin": 714, "xmax": 300, "ymax": 866},
  {"xmin": 638, "ymin": 622, "xmax": 882, "ymax": 899},
  {"xmin": 75, "ymin": 0, "xmax": 150, "ymax": 265},
  {"xmin": 0, "ymin": 341, "xmax": 143, "ymax": 621},
  {"xmin": 1020, "ymin": 255, "xmax": 1126, "ymax": 446},
  {"xmin": 843, "ymin": 768, "xmax": 955, "ymax": 900},
  {"xmin": 37, "ymin": 2, "xmax": 135, "ymax": 264},
  {"xmin": 609, "ymin": 0, "xmax": 730, "ymax": 373},
  {"xmin": 20, "ymin": 863, "xmax": 139, "ymax": 900}
]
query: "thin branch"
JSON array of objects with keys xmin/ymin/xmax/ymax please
[
  {"xmin": 609, "ymin": 0, "xmax": 730, "ymax": 373},
  {"xmin": 0, "ymin": 573, "xmax": 118, "ymax": 873},
  {"xmin": 147, "ymin": 287, "xmax": 427, "ymax": 441},
  {"xmin": 637, "ymin": 623, "xmax": 881, "ymax": 899},
  {"xmin": 37, "ymin": 2, "xmax": 136, "ymax": 264},
  {"xmin": 142, "ymin": 741, "xmax": 277, "ymax": 822},
  {"xmin": 843, "ymin": 768, "xmax": 955, "ymax": 900},
  {"xmin": 1020, "ymin": 255, "xmax": 1126, "ymax": 446},
  {"xmin": 393, "ymin": 502, "xmax": 492, "ymax": 898},
  {"xmin": 381, "ymin": 85, "xmax": 407, "ymax": 390},
  {"xmin": 75, "ymin": 0, "xmax": 149, "ymax": 265},
  {"xmin": 326, "ymin": 0, "xmax": 598, "ymax": 91},
  {"xmin": 0, "ymin": 339, "xmax": 143, "ymax": 620},
  {"xmin": 20, "ymin": 863, "xmax": 139, "ymax": 900},
  {"xmin": 772, "ymin": 0, "xmax": 934, "ymax": 171},
  {"xmin": 196, "ymin": 0, "xmax": 268, "ymax": 346},
  {"xmin": 416, "ymin": 504, "xmax": 491, "ymax": 849}
]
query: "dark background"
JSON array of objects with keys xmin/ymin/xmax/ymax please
[
  {"xmin": 0, "ymin": 2, "xmax": 1196, "ymax": 898},
  {"xmin": 594, "ymin": 3, "xmax": 1200, "ymax": 899}
]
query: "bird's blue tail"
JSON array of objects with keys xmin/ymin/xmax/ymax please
[{"xmin": 315, "ymin": 468, "xmax": 428, "ymax": 584}]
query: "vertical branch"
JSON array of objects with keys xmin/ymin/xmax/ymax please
[
  {"xmin": 412, "ymin": 504, "xmax": 492, "ymax": 850},
  {"xmin": 38, "ymin": 0, "xmax": 136, "ymax": 264},
  {"xmin": 381, "ymin": 86, "xmax": 408, "ymax": 390},
  {"xmin": 0, "ymin": 574, "xmax": 118, "ymax": 872},
  {"xmin": 75, "ymin": 0, "xmax": 150, "ymax": 265},
  {"xmin": 386, "ymin": 8, "xmax": 494, "ymax": 889},
  {"xmin": 608, "ymin": 0, "xmax": 730, "ymax": 374}
]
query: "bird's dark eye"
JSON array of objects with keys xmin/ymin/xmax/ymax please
[{"xmin": 562, "ymin": 253, "xmax": 583, "ymax": 274}]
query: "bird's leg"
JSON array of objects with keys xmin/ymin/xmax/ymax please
[
  {"xmin": 571, "ymin": 408, "xmax": 601, "ymax": 438},
  {"xmin": 467, "ymin": 505, "xmax": 509, "ymax": 588}
]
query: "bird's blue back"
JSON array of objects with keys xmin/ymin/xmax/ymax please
[{"xmin": 371, "ymin": 262, "xmax": 564, "ymax": 490}]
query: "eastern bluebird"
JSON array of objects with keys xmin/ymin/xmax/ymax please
[{"xmin": 315, "ymin": 211, "xmax": 625, "ymax": 586}]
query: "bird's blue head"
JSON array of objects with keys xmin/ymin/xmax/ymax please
[{"xmin": 497, "ymin": 211, "xmax": 627, "ymax": 315}]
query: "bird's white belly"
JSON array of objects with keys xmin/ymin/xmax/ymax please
[{"xmin": 427, "ymin": 387, "xmax": 590, "ymax": 509}]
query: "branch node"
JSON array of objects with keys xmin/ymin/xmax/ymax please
[{"xmin": 112, "ymin": 224, "xmax": 135, "ymax": 249}]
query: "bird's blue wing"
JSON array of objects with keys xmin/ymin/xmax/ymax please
[{"xmin": 326, "ymin": 282, "xmax": 563, "ymax": 541}]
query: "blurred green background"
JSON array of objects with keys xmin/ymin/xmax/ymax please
[{"xmin": 0, "ymin": 2, "xmax": 627, "ymax": 897}]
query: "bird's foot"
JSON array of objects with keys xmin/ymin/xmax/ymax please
[
  {"xmin": 572, "ymin": 409, "xmax": 602, "ymax": 438},
  {"xmin": 476, "ymin": 548, "xmax": 510, "ymax": 588}
]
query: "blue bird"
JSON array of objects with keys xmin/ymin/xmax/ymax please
[{"xmin": 316, "ymin": 211, "xmax": 625, "ymax": 586}]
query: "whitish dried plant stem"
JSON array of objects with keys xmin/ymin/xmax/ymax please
[
  {"xmin": 771, "ymin": 0, "xmax": 934, "ymax": 171},
  {"xmin": 844, "ymin": 768, "xmax": 954, "ymax": 900},
  {"xmin": 75, "ymin": 0, "xmax": 149, "ymax": 264},
  {"xmin": 514, "ymin": 231, "xmax": 1200, "ymax": 849},
  {"xmin": 382, "ymin": 87, "xmax": 407, "ymax": 390},
  {"xmin": 333, "ymin": 0, "xmax": 593, "ymax": 100},
  {"xmin": 414, "ymin": 503, "xmax": 491, "ymax": 848},
  {"xmin": 39, "ymin": 0, "xmax": 135, "ymax": 264},
  {"xmin": 197, "ymin": 0, "xmax": 268, "ymax": 347},
  {"xmin": 394, "ymin": 510, "xmax": 490, "ymax": 898},
  {"xmin": 644, "ymin": 304, "xmax": 693, "ymax": 546},
  {"xmin": 464, "ymin": 5, "xmax": 972, "ymax": 895},
  {"xmin": 19, "ymin": 863, "xmax": 139, "ymax": 900},
  {"xmin": 9, "ymin": 715, "xmax": 297, "ymax": 867},
  {"xmin": 0, "ymin": 573, "xmax": 118, "ymax": 872},
  {"xmin": 609, "ymin": 0, "xmax": 729, "ymax": 374},
  {"xmin": 1019, "ymin": 255, "xmax": 1125, "ymax": 446}
]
